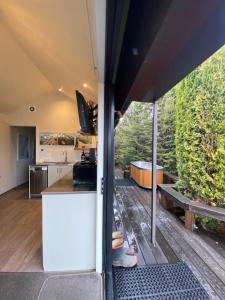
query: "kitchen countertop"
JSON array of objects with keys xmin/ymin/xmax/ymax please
[
  {"xmin": 42, "ymin": 171, "xmax": 96, "ymax": 194},
  {"xmin": 30, "ymin": 162, "xmax": 74, "ymax": 166}
]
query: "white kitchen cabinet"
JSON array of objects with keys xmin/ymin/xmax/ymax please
[
  {"xmin": 42, "ymin": 190, "xmax": 96, "ymax": 271},
  {"xmin": 60, "ymin": 165, "xmax": 72, "ymax": 178},
  {"xmin": 48, "ymin": 165, "xmax": 73, "ymax": 187}
]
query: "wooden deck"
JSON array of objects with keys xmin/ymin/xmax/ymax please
[{"xmin": 114, "ymin": 171, "xmax": 225, "ymax": 300}]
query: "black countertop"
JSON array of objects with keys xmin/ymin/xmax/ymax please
[{"xmin": 42, "ymin": 172, "xmax": 96, "ymax": 194}]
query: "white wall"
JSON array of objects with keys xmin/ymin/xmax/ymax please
[
  {"xmin": 7, "ymin": 92, "xmax": 82, "ymax": 163},
  {"xmin": 0, "ymin": 93, "xmax": 82, "ymax": 194},
  {"xmin": 0, "ymin": 121, "xmax": 15, "ymax": 194},
  {"xmin": 0, "ymin": 124, "xmax": 35, "ymax": 194}
]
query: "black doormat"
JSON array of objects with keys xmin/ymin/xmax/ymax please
[
  {"xmin": 113, "ymin": 262, "xmax": 210, "ymax": 300},
  {"xmin": 115, "ymin": 179, "xmax": 136, "ymax": 187}
]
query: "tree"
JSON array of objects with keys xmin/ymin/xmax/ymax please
[
  {"xmin": 115, "ymin": 95, "xmax": 177, "ymax": 175},
  {"xmin": 157, "ymin": 89, "xmax": 177, "ymax": 175},
  {"xmin": 175, "ymin": 46, "xmax": 225, "ymax": 206},
  {"xmin": 115, "ymin": 102, "xmax": 152, "ymax": 169}
]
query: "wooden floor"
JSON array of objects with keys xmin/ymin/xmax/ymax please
[
  {"xmin": 0, "ymin": 184, "xmax": 42, "ymax": 272},
  {"xmin": 114, "ymin": 185, "xmax": 176, "ymax": 266},
  {"xmin": 114, "ymin": 170, "xmax": 225, "ymax": 300}
]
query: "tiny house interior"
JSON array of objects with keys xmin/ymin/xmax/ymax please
[
  {"xmin": 0, "ymin": 0, "xmax": 225, "ymax": 299},
  {"xmin": 0, "ymin": 0, "xmax": 105, "ymax": 274}
]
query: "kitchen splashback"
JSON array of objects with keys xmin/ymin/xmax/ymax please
[{"xmin": 38, "ymin": 145, "xmax": 81, "ymax": 163}]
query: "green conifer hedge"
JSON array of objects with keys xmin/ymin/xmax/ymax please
[
  {"xmin": 157, "ymin": 89, "xmax": 177, "ymax": 175},
  {"xmin": 175, "ymin": 47, "xmax": 225, "ymax": 207}
]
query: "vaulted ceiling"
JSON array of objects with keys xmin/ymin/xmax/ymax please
[{"xmin": 0, "ymin": 0, "xmax": 98, "ymax": 114}]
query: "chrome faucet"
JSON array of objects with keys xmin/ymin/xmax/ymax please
[{"xmin": 63, "ymin": 150, "xmax": 68, "ymax": 163}]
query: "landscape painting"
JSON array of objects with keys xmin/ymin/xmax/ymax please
[
  {"xmin": 74, "ymin": 133, "xmax": 92, "ymax": 148},
  {"xmin": 40, "ymin": 132, "xmax": 58, "ymax": 145},
  {"xmin": 58, "ymin": 133, "xmax": 75, "ymax": 146}
]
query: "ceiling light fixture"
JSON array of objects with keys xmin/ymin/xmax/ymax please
[
  {"xmin": 58, "ymin": 87, "xmax": 63, "ymax": 92},
  {"xmin": 83, "ymin": 83, "xmax": 88, "ymax": 88}
]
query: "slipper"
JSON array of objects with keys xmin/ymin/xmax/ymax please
[
  {"xmin": 112, "ymin": 238, "xmax": 124, "ymax": 250},
  {"xmin": 112, "ymin": 255, "xmax": 138, "ymax": 268},
  {"xmin": 113, "ymin": 247, "xmax": 138, "ymax": 267},
  {"xmin": 126, "ymin": 247, "xmax": 135, "ymax": 256},
  {"xmin": 113, "ymin": 247, "xmax": 135, "ymax": 257},
  {"xmin": 112, "ymin": 231, "xmax": 123, "ymax": 240}
]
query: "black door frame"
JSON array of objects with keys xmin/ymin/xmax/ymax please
[
  {"xmin": 102, "ymin": 1, "xmax": 131, "ymax": 299},
  {"xmin": 103, "ymin": 83, "xmax": 115, "ymax": 300}
]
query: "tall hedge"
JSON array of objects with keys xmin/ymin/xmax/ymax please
[
  {"xmin": 115, "ymin": 102, "xmax": 152, "ymax": 169},
  {"xmin": 175, "ymin": 47, "xmax": 225, "ymax": 206},
  {"xmin": 115, "ymin": 92, "xmax": 177, "ymax": 175},
  {"xmin": 157, "ymin": 89, "xmax": 177, "ymax": 175}
]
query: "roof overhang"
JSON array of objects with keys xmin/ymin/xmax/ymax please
[{"xmin": 105, "ymin": 0, "xmax": 225, "ymax": 113}]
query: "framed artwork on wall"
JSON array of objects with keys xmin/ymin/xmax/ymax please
[
  {"xmin": 40, "ymin": 132, "xmax": 58, "ymax": 145},
  {"xmin": 39, "ymin": 132, "xmax": 95, "ymax": 148},
  {"xmin": 74, "ymin": 133, "xmax": 93, "ymax": 149},
  {"xmin": 58, "ymin": 133, "xmax": 75, "ymax": 146}
]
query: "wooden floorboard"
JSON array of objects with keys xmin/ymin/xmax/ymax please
[
  {"xmin": 114, "ymin": 185, "xmax": 169, "ymax": 266},
  {"xmin": 131, "ymin": 187, "xmax": 178, "ymax": 264},
  {"xmin": 121, "ymin": 186, "xmax": 168, "ymax": 264},
  {"xmin": 119, "ymin": 186, "xmax": 158, "ymax": 265},
  {"xmin": 114, "ymin": 189, "xmax": 146, "ymax": 265},
  {"xmin": 0, "ymin": 185, "xmax": 42, "ymax": 272},
  {"xmin": 196, "ymin": 228, "xmax": 225, "ymax": 260},
  {"xmin": 132, "ymin": 184, "xmax": 225, "ymax": 300}
]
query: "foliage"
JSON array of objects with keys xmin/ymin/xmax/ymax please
[
  {"xmin": 175, "ymin": 47, "xmax": 225, "ymax": 207},
  {"xmin": 157, "ymin": 89, "xmax": 177, "ymax": 175},
  {"xmin": 115, "ymin": 93, "xmax": 177, "ymax": 174},
  {"xmin": 195, "ymin": 215, "xmax": 223, "ymax": 231},
  {"xmin": 115, "ymin": 102, "xmax": 152, "ymax": 169}
]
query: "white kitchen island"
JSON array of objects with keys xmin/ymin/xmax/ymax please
[{"xmin": 42, "ymin": 172, "xmax": 96, "ymax": 272}]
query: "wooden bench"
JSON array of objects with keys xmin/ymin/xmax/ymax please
[{"xmin": 158, "ymin": 184, "xmax": 225, "ymax": 231}]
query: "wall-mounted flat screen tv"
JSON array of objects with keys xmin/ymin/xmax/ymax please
[
  {"xmin": 76, "ymin": 90, "xmax": 92, "ymax": 134},
  {"xmin": 76, "ymin": 90, "xmax": 97, "ymax": 135}
]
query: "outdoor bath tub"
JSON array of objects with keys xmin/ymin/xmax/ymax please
[{"xmin": 130, "ymin": 161, "xmax": 163, "ymax": 189}]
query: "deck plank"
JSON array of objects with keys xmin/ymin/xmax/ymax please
[
  {"xmin": 113, "ymin": 194, "xmax": 130, "ymax": 248},
  {"xmin": 122, "ymin": 186, "xmax": 169, "ymax": 264},
  {"xmin": 131, "ymin": 187, "xmax": 179, "ymax": 264},
  {"xmin": 118, "ymin": 186, "xmax": 158, "ymax": 265},
  {"xmin": 114, "ymin": 188, "xmax": 146, "ymax": 265},
  {"xmin": 133, "ymin": 185, "xmax": 225, "ymax": 300},
  {"xmin": 157, "ymin": 210, "xmax": 225, "ymax": 300},
  {"xmin": 137, "ymin": 187, "xmax": 225, "ymax": 278},
  {"xmin": 115, "ymin": 171, "xmax": 225, "ymax": 299}
]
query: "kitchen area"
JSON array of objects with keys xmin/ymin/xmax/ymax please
[
  {"xmin": 0, "ymin": 1, "xmax": 104, "ymax": 297},
  {"xmin": 0, "ymin": 89, "xmax": 100, "ymax": 273},
  {"xmin": 28, "ymin": 157, "xmax": 97, "ymax": 272},
  {"xmin": 29, "ymin": 160, "xmax": 73, "ymax": 198},
  {"xmin": 28, "ymin": 130, "xmax": 97, "ymax": 272}
]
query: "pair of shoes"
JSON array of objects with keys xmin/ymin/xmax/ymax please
[
  {"xmin": 112, "ymin": 231, "xmax": 124, "ymax": 249},
  {"xmin": 112, "ymin": 238, "xmax": 124, "ymax": 250},
  {"xmin": 112, "ymin": 231, "xmax": 123, "ymax": 240},
  {"xmin": 112, "ymin": 247, "xmax": 138, "ymax": 268}
]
